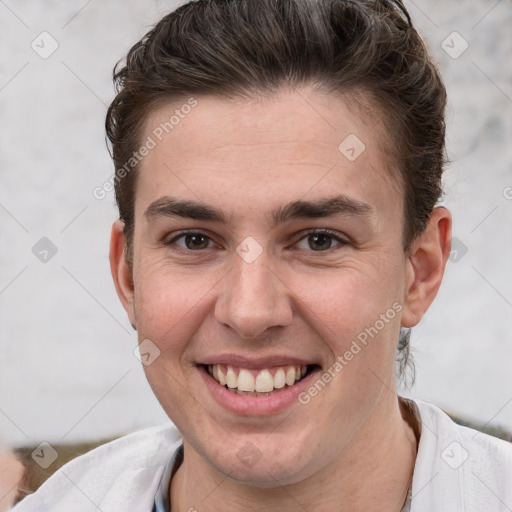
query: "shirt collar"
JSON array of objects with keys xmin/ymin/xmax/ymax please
[{"xmin": 153, "ymin": 444, "xmax": 184, "ymax": 512}]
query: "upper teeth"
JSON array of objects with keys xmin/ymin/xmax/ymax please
[{"xmin": 209, "ymin": 364, "xmax": 307, "ymax": 392}]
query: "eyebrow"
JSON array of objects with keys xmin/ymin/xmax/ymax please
[{"xmin": 144, "ymin": 194, "xmax": 372, "ymax": 226}]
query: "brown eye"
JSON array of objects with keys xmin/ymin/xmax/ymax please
[
  {"xmin": 183, "ymin": 233, "xmax": 210, "ymax": 250},
  {"xmin": 169, "ymin": 232, "xmax": 214, "ymax": 250},
  {"xmin": 294, "ymin": 230, "xmax": 348, "ymax": 252},
  {"xmin": 308, "ymin": 233, "xmax": 333, "ymax": 251}
]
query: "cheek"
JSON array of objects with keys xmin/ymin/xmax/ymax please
[
  {"xmin": 133, "ymin": 261, "xmax": 217, "ymax": 356},
  {"xmin": 287, "ymin": 265, "xmax": 400, "ymax": 344},
  {"xmin": 131, "ymin": 265, "xmax": 214, "ymax": 419}
]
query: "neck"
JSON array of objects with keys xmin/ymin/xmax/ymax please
[{"xmin": 171, "ymin": 395, "xmax": 418, "ymax": 512}]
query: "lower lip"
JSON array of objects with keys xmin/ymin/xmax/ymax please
[{"xmin": 199, "ymin": 366, "xmax": 319, "ymax": 416}]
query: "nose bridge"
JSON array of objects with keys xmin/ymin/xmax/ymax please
[{"xmin": 215, "ymin": 250, "xmax": 291, "ymax": 338}]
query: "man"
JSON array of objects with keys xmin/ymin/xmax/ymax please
[{"xmin": 11, "ymin": 0, "xmax": 512, "ymax": 511}]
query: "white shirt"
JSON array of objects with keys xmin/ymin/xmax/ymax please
[{"xmin": 10, "ymin": 399, "xmax": 512, "ymax": 512}]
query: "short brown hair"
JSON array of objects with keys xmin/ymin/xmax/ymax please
[{"xmin": 105, "ymin": 0, "xmax": 447, "ymax": 380}]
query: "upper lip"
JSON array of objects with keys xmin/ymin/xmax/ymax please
[{"xmin": 198, "ymin": 354, "xmax": 319, "ymax": 369}]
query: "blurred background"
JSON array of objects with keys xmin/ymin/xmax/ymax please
[{"xmin": 0, "ymin": 0, "xmax": 511, "ymax": 453}]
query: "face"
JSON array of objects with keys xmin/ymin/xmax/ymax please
[{"xmin": 111, "ymin": 87, "xmax": 434, "ymax": 486}]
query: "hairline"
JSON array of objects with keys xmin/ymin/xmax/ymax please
[{"xmin": 122, "ymin": 85, "xmax": 412, "ymax": 265}]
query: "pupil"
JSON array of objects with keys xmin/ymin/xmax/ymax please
[
  {"xmin": 309, "ymin": 233, "xmax": 331, "ymax": 251},
  {"xmin": 186, "ymin": 234, "xmax": 208, "ymax": 249}
]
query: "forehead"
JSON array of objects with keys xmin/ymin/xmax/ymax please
[{"xmin": 135, "ymin": 88, "xmax": 402, "ymax": 225}]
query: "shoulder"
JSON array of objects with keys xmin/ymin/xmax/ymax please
[
  {"xmin": 11, "ymin": 423, "xmax": 182, "ymax": 512},
  {"xmin": 415, "ymin": 398, "xmax": 512, "ymax": 462},
  {"xmin": 409, "ymin": 398, "xmax": 512, "ymax": 512}
]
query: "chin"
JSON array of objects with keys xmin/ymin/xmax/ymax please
[{"xmin": 202, "ymin": 431, "xmax": 322, "ymax": 488}]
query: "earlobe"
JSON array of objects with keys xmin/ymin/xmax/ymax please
[
  {"xmin": 401, "ymin": 207, "xmax": 452, "ymax": 328},
  {"xmin": 109, "ymin": 220, "xmax": 137, "ymax": 329}
]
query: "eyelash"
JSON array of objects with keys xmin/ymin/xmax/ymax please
[{"xmin": 166, "ymin": 229, "xmax": 349, "ymax": 253}]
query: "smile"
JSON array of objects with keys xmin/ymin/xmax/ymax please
[{"xmin": 205, "ymin": 364, "xmax": 316, "ymax": 397}]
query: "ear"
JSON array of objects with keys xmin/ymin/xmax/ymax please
[
  {"xmin": 109, "ymin": 220, "xmax": 137, "ymax": 329},
  {"xmin": 401, "ymin": 207, "xmax": 452, "ymax": 328}
]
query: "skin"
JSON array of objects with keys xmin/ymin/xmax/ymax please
[
  {"xmin": 110, "ymin": 87, "xmax": 451, "ymax": 512},
  {"xmin": 0, "ymin": 447, "xmax": 23, "ymax": 512}
]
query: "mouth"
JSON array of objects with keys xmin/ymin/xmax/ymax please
[{"xmin": 202, "ymin": 363, "xmax": 320, "ymax": 397}]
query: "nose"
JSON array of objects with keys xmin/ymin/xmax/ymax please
[{"xmin": 214, "ymin": 250, "xmax": 293, "ymax": 339}]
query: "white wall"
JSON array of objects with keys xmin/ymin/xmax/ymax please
[{"xmin": 0, "ymin": 0, "xmax": 510, "ymax": 447}]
